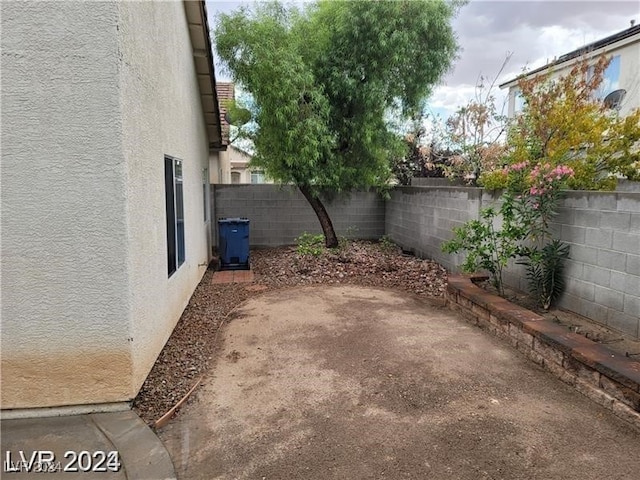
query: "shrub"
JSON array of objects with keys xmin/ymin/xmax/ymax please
[
  {"xmin": 443, "ymin": 161, "xmax": 574, "ymax": 309},
  {"xmin": 296, "ymin": 232, "xmax": 325, "ymax": 257}
]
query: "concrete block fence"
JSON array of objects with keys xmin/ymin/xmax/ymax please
[
  {"xmin": 211, "ymin": 184, "xmax": 640, "ymax": 338},
  {"xmin": 549, "ymin": 192, "xmax": 640, "ymax": 338},
  {"xmin": 211, "ymin": 184, "xmax": 385, "ymax": 247}
]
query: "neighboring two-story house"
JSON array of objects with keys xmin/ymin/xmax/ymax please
[{"xmin": 500, "ymin": 23, "xmax": 640, "ymax": 118}]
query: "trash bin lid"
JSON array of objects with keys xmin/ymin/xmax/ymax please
[{"xmin": 218, "ymin": 217, "xmax": 249, "ymax": 224}]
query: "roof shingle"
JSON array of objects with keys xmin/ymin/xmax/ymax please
[{"xmin": 216, "ymin": 82, "xmax": 235, "ymax": 146}]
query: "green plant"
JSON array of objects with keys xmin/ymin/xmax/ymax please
[
  {"xmin": 378, "ymin": 234, "xmax": 395, "ymax": 253},
  {"xmin": 517, "ymin": 240, "xmax": 570, "ymax": 310},
  {"xmin": 442, "ymin": 203, "xmax": 526, "ymax": 296},
  {"xmin": 504, "ymin": 55, "xmax": 640, "ymax": 191},
  {"xmin": 443, "ymin": 160, "xmax": 574, "ymax": 307},
  {"xmin": 296, "ymin": 232, "xmax": 325, "ymax": 257}
]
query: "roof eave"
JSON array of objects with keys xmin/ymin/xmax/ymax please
[
  {"xmin": 184, "ymin": 0, "xmax": 224, "ymax": 152},
  {"xmin": 499, "ymin": 24, "xmax": 640, "ymax": 90}
]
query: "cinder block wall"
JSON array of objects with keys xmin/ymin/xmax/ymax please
[
  {"xmin": 550, "ymin": 192, "xmax": 640, "ymax": 337},
  {"xmin": 386, "ymin": 187, "xmax": 640, "ymax": 338},
  {"xmin": 212, "ymin": 184, "xmax": 385, "ymax": 247},
  {"xmin": 210, "ymin": 183, "xmax": 639, "ymax": 338},
  {"xmin": 385, "ymin": 187, "xmax": 482, "ymax": 272}
]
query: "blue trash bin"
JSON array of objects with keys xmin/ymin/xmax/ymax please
[{"xmin": 218, "ymin": 218, "xmax": 250, "ymax": 270}]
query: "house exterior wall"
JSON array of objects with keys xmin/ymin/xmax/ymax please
[
  {"xmin": 1, "ymin": 1, "xmax": 212, "ymax": 410},
  {"xmin": 210, "ymin": 149, "xmax": 231, "ymax": 183},
  {"xmin": 210, "ymin": 147, "xmax": 273, "ymax": 184},
  {"xmin": 1, "ymin": 1, "xmax": 133, "ymax": 409},
  {"xmin": 118, "ymin": 1, "xmax": 211, "ymax": 391},
  {"xmin": 209, "ymin": 151, "xmax": 222, "ymax": 183},
  {"xmin": 229, "ymin": 146, "xmax": 253, "ymax": 183},
  {"xmin": 506, "ymin": 35, "xmax": 640, "ymax": 117}
]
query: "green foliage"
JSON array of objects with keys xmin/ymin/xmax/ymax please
[
  {"xmin": 221, "ymin": 99, "xmax": 252, "ymax": 127},
  {"xmin": 296, "ymin": 232, "xmax": 325, "ymax": 257},
  {"xmin": 215, "ymin": 1, "xmax": 463, "ymax": 244},
  {"xmin": 442, "ymin": 204, "xmax": 525, "ymax": 296},
  {"xmin": 478, "ymin": 169, "xmax": 508, "ymax": 190},
  {"xmin": 505, "ymin": 55, "xmax": 640, "ymax": 190},
  {"xmin": 378, "ymin": 234, "xmax": 396, "ymax": 254},
  {"xmin": 517, "ymin": 240, "xmax": 570, "ymax": 310},
  {"xmin": 443, "ymin": 161, "xmax": 573, "ymax": 307}
]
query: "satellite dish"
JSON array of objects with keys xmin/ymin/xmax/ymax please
[{"xmin": 603, "ymin": 89, "xmax": 626, "ymax": 111}]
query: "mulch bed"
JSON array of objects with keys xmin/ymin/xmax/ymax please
[
  {"xmin": 477, "ymin": 280, "xmax": 640, "ymax": 359},
  {"xmin": 132, "ymin": 240, "xmax": 448, "ymax": 425}
]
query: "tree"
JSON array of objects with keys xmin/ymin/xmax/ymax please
[
  {"xmin": 390, "ymin": 110, "xmax": 463, "ymax": 185},
  {"xmin": 496, "ymin": 55, "xmax": 640, "ymax": 190},
  {"xmin": 215, "ymin": 0, "xmax": 463, "ymax": 246},
  {"xmin": 442, "ymin": 54, "xmax": 512, "ymax": 183}
]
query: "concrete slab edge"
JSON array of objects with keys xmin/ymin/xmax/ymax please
[
  {"xmin": 91, "ymin": 410, "xmax": 177, "ymax": 480},
  {"xmin": 446, "ymin": 274, "xmax": 640, "ymax": 431},
  {"xmin": 0, "ymin": 402, "xmax": 131, "ymax": 420}
]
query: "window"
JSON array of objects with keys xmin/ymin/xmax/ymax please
[
  {"xmin": 513, "ymin": 87, "xmax": 525, "ymax": 114},
  {"xmin": 231, "ymin": 171, "xmax": 241, "ymax": 184},
  {"xmin": 588, "ymin": 55, "xmax": 621, "ymax": 100},
  {"xmin": 509, "ymin": 87, "xmax": 524, "ymax": 116},
  {"xmin": 251, "ymin": 170, "xmax": 265, "ymax": 184},
  {"xmin": 165, "ymin": 156, "xmax": 185, "ymax": 277}
]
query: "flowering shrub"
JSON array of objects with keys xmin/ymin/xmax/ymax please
[
  {"xmin": 514, "ymin": 162, "xmax": 574, "ymax": 239},
  {"xmin": 443, "ymin": 160, "xmax": 574, "ymax": 308}
]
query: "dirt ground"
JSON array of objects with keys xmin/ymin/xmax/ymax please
[
  {"xmin": 133, "ymin": 242, "xmax": 448, "ymax": 424},
  {"xmin": 158, "ymin": 285, "xmax": 640, "ymax": 480}
]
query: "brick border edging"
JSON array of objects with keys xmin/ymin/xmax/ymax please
[{"xmin": 446, "ymin": 274, "xmax": 640, "ymax": 430}]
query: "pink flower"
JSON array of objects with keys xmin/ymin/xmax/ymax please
[{"xmin": 510, "ymin": 161, "xmax": 528, "ymax": 172}]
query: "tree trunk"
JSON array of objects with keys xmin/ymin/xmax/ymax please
[{"xmin": 299, "ymin": 185, "xmax": 339, "ymax": 248}]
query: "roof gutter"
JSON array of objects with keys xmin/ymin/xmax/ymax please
[{"xmin": 499, "ymin": 24, "xmax": 640, "ymax": 90}]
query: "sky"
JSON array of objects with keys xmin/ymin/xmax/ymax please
[{"xmin": 206, "ymin": 0, "xmax": 640, "ymax": 119}]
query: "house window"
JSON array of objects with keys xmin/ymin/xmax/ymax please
[
  {"xmin": 231, "ymin": 171, "xmax": 241, "ymax": 184},
  {"xmin": 251, "ymin": 170, "xmax": 265, "ymax": 184},
  {"xmin": 599, "ymin": 55, "xmax": 621, "ymax": 99},
  {"xmin": 513, "ymin": 87, "xmax": 525, "ymax": 114},
  {"xmin": 588, "ymin": 55, "xmax": 621, "ymax": 100},
  {"xmin": 165, "ymin": 156, "xmax": 185, "ymax": 277}
]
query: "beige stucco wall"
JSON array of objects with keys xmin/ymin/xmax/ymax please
[
  {"xmin": 210, "ymin": 149, "xmax": 232, "ymax": 183},
  {"xmin": 210, "ymin": 146, "xmax": 272, "ymax": 184},
  {"xmin": 1, "ymin": 1, "xmax": 133, "ymax": 408},
  {"xmin": 209, "ymin": 151, "xmax": 223, "ymax": 183},
  {"xmin": 1, "ymin": 1, "xmax": 211, "ymax": 410},
  {"xmin": 118, "ymin": 0, "xmax": 211, "ymax": 392},
  {"xmin": 507, "ymin": 36, "xmax": 640, "ymax": 117}
]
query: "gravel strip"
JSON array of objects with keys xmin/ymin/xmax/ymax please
[{"xmin": 132, "ymin": 240, "xmax": 447, "ymax": 425}]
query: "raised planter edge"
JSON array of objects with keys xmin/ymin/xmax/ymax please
[{"xmin": 446, "ymin": 274, "xmax": 640, "ymax": 430}]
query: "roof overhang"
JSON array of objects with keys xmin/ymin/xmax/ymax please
[
  {"xmin": 183, "ymin": 0, "xmax": 226, "ymax": 152},
  {"xmin": 499, "ymin": 24, "xmax": 640, "ymax": 90}
]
